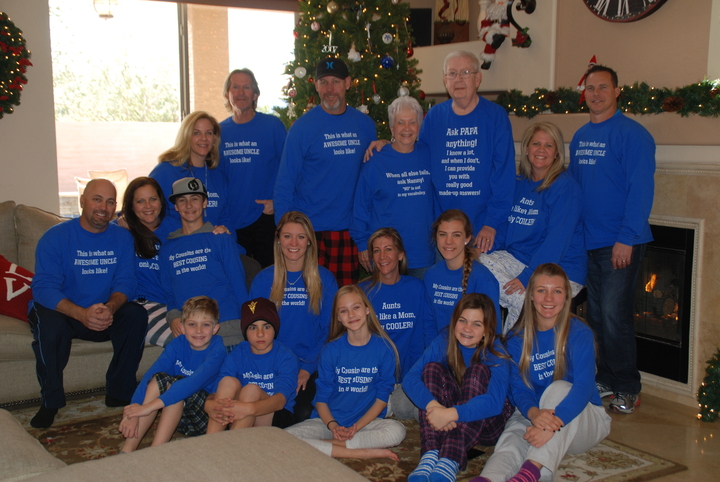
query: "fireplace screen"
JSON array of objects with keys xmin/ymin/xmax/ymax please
[{"xmin": 633, "ymin": 224, "xmax": 693, "ymax": 383}]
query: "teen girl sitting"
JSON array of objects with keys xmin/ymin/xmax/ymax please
[
  {"xmin": 403, "ymin": 293, "xmax": 513, "ymax": 482},
  {"xmin": 472, "ymin": 264, "xmax": 611, "ymax": 482}
]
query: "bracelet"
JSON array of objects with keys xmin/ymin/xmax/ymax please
[{"xmin": 326, "ymin": 419, "xmax": 337, "ymax": 429}]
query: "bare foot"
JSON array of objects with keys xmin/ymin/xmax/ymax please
[{"xmin": 336, "ymin": 447, "xmax": 399, "ymax": 460}]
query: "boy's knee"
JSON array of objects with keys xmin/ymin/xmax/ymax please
[
  {"xmin": 238, "ymin": 383, "xmax": 265, "ymax": 402},
  {"xmin": 216, "ymin": 376, "xmax": 241, "ymax": 396}
]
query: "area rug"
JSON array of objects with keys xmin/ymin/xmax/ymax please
[{"xmin": 13, "ymin": 397, "xmax": 686, "ymax": 482}]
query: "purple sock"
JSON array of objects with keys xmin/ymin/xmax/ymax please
[
  {"xmin": 506, "ymin": 461, "xmax": 541, "ymax": 482},
  {"xmin": 468, "ymin": 477, "xmax": 492, "ymax": 482}
]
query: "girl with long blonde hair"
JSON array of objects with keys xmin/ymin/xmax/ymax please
[
  {"xmin": 285, "ymin": 285, "xmax": 405, "ymax": 460},
  {"xmin": 249, "ymin": 211, "xmax": 338, "ymax": 422},
  {"xmin": 473, "ymin": 264, "xmax": 610, "ymax": 482}
]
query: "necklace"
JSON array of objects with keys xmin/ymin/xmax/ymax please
[{"xmin": 287, "ymin": 272, "xmax": 303, "ymax": 286}]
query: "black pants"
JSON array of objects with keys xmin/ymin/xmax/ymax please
[
  {"xmin": 236, "ymin": 213, "xmax": 276, "ymax": 269},
  {"xmin": 293, "ymin": 372, "xmax": 318, "ymax": 423},
  {"xmin": 29, "ymin": 301, "xmax": 148, "ymax": 408}
]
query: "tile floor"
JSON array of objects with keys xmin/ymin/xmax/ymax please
[{"xmin": 604, "ymin": 392, "xmax": 720, "ymax": 480}]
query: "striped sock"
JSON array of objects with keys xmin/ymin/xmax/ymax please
[
  {"xmin": 507, "ymin": 461, "xmax": 541, "ymax": 482},
  {"xmin": 429, "ymin": 457, "xmax": 459, "ymax": 482},
  {"xmin": 408, "ymin": 450, "xmax": 439, "ymax": 482}
]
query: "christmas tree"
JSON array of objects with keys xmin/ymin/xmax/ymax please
[
  {"xmin": 275, "ymin": 0, "xmax": 433, "ymax": 140},
  {"xmin": 697, "ymin": 348, "xmax": 720, "ymax": 422}
]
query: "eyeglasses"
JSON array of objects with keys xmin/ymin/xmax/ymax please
[{"xmin": 444, "ymin": 70, "xmax": 477, "ymax": 80}]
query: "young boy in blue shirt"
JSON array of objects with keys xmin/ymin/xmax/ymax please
[
  {"xmin": 205, "ymin": 297, "xmax": 299, "ymax": 431},
  {"xmin": 119, "ymin": 296, "xmax": 226, "ymax": 452}
]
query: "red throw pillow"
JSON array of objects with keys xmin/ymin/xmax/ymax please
[{"xmin": 0, "ymin": 255, "xmax": 34, "ymax": 322}]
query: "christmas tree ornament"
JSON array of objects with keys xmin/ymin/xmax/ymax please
[
  {"xmin": 327, "ymin": 1, "xmax": 339, "ymax": 14},
  {"xmin": 358, "ymin": 104, "xmax": 369, "ymax": 114},
  {"xmin": 348, "ymin": 43, "xmax": 362, "ymax": 62},
  {"xmin": 372, "ymin": 81, "xmax": 381, "ymax": 104},
  {"xmin": 288, "ymin": 102, "xmax": 297, "ymax": 119},
  {"xmin": 392, "ymin": 0, "xmax": 400, "ymax": 3},
  {"xmin": 372, "ymin": 13, "xmax": 381, "ymax": 21},
  {"xmin": 294, "ymin": 66, "xmax": 307, "ymax": 78},
  {"xmin": 406, "ymin": 40, "xmax": 414, "ymax": 58},
  {"xmin": 289, "ymin": 88, "xmax": 297, "ymax": 97},
  {"xmin": 397, "ymin": 85, "xmax": 410, "ymax": 97},
  {"xmin": 381, "ymin": 55, "xmax": 395, "ymax": 69},
  {"xmin": 382, "ymin": 32, "xmax": 393, "ymax": 44},
  {"xmin": 305, "ymin": 96, "xmax": 316, "ymax": 111},
  {"xmin": 293, "ymin": 31, "xmax": 299, "ymax": 39},
  {"xmin": 311, "ymin": 21, "xmax": 321, "ymax": 31},
  {"xmin": 308, "ymin": 77, "xmax": 313, "ymax": 83},
  {"xmin": 419, "ymin": 90, "xmax": 426, "ymax": 100},
  {"xmin": 365, "ymin": 23, "xmax": 373, "ymax": 52},
  {"xmin": 352, "ymin": 78, "xmax": 360, "ymax": 87},
  {"xmin": 322, "ymin": 30, "xmax": 338, "ymax": 54}
]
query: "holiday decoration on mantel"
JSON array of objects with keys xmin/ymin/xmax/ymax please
[
  {"xmin": 478, "ymin": 0, "xmax": 535, "ymax": 69},
  {"xmin": 495, "ymin": 79, "xmax": 720, "ymax": 119},
  {"xmin": 0, "ymin": 12, "xmax": 33, "ymax": 120},
  {"xmin": 276, "ymin": 0, "xmax": 432, "ymax": 140},
  {"xmin": 697, "ymin": 348, "xmax": 720, "ymax": 422}
]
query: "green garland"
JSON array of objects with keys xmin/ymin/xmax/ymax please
[
  {"xmin": 495, "ymin": 80, "xmax": 720, "ymax": 119},
  {"xmin": 0, "ymin": 12, "xmax": 32, "ymax": 120}
]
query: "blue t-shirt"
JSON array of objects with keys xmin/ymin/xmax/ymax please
[
  {"xmin": 273, "ymin": 105, "xmax": 377, "ymax": 231},
  {"xmin": 493, "ymin": 171, "xmax": 586, "ymax": 286},
  {"xmin": 216, "ymin": 340, "xmax": 299, "ymax": 412},
  {"xmin": 569, "ymin": 110, "xmax": 655, "ymax": 250},
  {"xmin": 130, "ymin": 217, "xmax": 180, "ymax": 303},
  {"xmin": 32, "ymin": 218, "xmax": 136, "ymax": 310},
  {"xmin": 149, "ymin": 161, "xmax": 231, "ymax": 228},
  {"xmin": 313, "ymin": 333, "xmax": 397, "ymax": 427},
  {"xmin": 249, "ymin": 265, "xmax": 338, "ymax": 374},
  {"xmin": 131, "ymin": 335, "xmax": 226, "ymax": 406},
  {"xmin": 506, "ymin": 317, "xmax": 602, "ymax": 425},
  {"xmin": 350, "ymin": 143, "xmax": 436, "ymax": 268},
  {"xmin": 403, "ymin": 332, "xmax": 510, "ymax": 423},
  {"xmin": 360, "ymin": 276, "xmax": 425, "ymax": 380},
  {"xmin": 219, "ymin": 113, "xmax": 286, "ymax": 230},
  {"xmin": 422, "ymin": 260, "xmax": 501, "ymax": 344},
  {"xmin": 419, "ymin": 97, "xmax": 515, "ymax": 235}
]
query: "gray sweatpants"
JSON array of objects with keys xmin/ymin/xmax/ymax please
[
  {"xmin": 480, "ymin": 380, "xmax": 611, "ymax": 482},
  {"xmin": 285, "ymin": 417, "xmax": 406, "ymax": 456}
]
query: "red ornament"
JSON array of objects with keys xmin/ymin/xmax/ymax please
[
  {"xmin": 308, "ymin": 76, "xmax": 313, "ymax": 83},
  {"xmin": 406, "ymin": 40, "xmax": 414, "ymax": 58},
  {"xmin": 293, "ymin": 31, "xmax": 299, "ymax": 38},
  {"xmin": 419, "ymin": 90, "xmax": 425, "ymax": 100}
]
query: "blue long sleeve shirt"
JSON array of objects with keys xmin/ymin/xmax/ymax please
[
  {"xmin": 569, "ymin": 109, "xmax": 655, "ymax": 249},
  {"xmin": 419, "ymin": 97, "xmax": 515, "ymax": 235},
  {"xmin": 159, "ymin": 223, "xmax": 248, "ymax": 322},
  {"xmin": 312, "ymin": 333, "xmax": 397, "ymax": 427},
  {"xmin": 403, "ymin": 332, "xmax": 510, "ymax": 423},
  {"xmin": 505, "ymin": 318, "xmax": 602, "ymax": 425},
  {"xmin": 216, "ymin": 340, "xmax": 299, "ymax": 411},
  {"xmin": 130, "ymin": 217, "xmax": 180, "ymax": 303},
  {"xmin": 32, "ymin": 219, "xmax": 136, "ymax": 310},
  {"xmin": 273, "ymin": 105, "xmax": 377, "ymax": 231},
  {"xmin": 494, "ymin": 171, "xmax": 586, "ymax": 286},
  {"xmin": 131, "ymin": 335, "xmax": 226, "ymax": 406},
  {"xmin": 249, "ymin": 265, "xmax": 338, "ymax": 374},
  {"xmin": 219, "ymin": 113, "xmax": 286, "ymax": 231},
  {"xmin": 422, "ymin": 260, "xmax": 501, "ymax": 344},
  {"xmin": 360, "ymin": 276, "xmax": 425, "ymax": 380},
  {"xmin": 350, "ymin": 143, "xmax": 436, "ymax": 268}
]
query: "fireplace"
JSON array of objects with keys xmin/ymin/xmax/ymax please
[{"xmin": 634, "ymin": 224, "xmax": 694, "ymax": 383}]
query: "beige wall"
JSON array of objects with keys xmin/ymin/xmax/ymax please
[{"xmin": 0, "ymin": 0, "xmax": 58, "ymax": 213}]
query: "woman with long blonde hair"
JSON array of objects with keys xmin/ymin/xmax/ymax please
[
  {"xmin": 149, "ymin": 111, "xmax": 230, "ymax": 228},
  {"xmin": 249, "ymin": 211, "xmax": 338, "ymax": 422},
  {"xmin": 473, "ymin": 264, "xmax": 610, "ymax": 482},
  {"xmin": 403, "ymin": 293, "xmax": 513, "ymax": 482},
  {"xmin": 480, "ymin": 122, "xmax": 586, "ymax": 335},
  {"xmin": 285, "ymin": 285, "xmax": 405, "ymax": 460}
]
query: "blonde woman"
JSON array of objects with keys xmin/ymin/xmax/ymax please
[
  {"xmin": 249, "ymin": 211, "xmax": 338, "ymax": 422},
  {"xmin": 150, "ymin": 111, "xmax": 230, "ymax": 228}
]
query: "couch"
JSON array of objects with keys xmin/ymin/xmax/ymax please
[
  {"xmin": 0, "ymin": 408, "xmax": 366, "ymax": 482},
  {"xmin": 0, "ymin": 201, "xmax": 165, "ymax": 405}
]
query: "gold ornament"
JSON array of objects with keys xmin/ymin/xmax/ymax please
[{"xmin": 327, "ymin": 1, "xmax": 339, "ymax": 14}]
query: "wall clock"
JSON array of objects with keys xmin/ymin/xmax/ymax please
[{"xmin": 582, "ymin": 0, "xmax": 668, "ymax": 22}]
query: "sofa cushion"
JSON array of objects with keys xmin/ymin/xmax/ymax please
[
  {"xmin": 0, "ymin": 409, "xmax": 67, "ymax": 481},
  {"xmin": 0, "ymin": 201, "xmax": 18, "ymax": 265},
  {"xmin": 0, "ymin": 255, "xmax": 33, "ymax": 322},
  {"xmin": 15, "ymin": 205, "xmax": 66, "ymax": 273}
]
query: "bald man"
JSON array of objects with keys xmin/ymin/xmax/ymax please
[{"xmin": 29, "ymin": 179, "xmax": 148, "ymax": 428}]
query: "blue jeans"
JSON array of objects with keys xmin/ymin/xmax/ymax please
[{"xmin": 586, "ymin": 244, "xmax": 646, "ymax": 395}]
